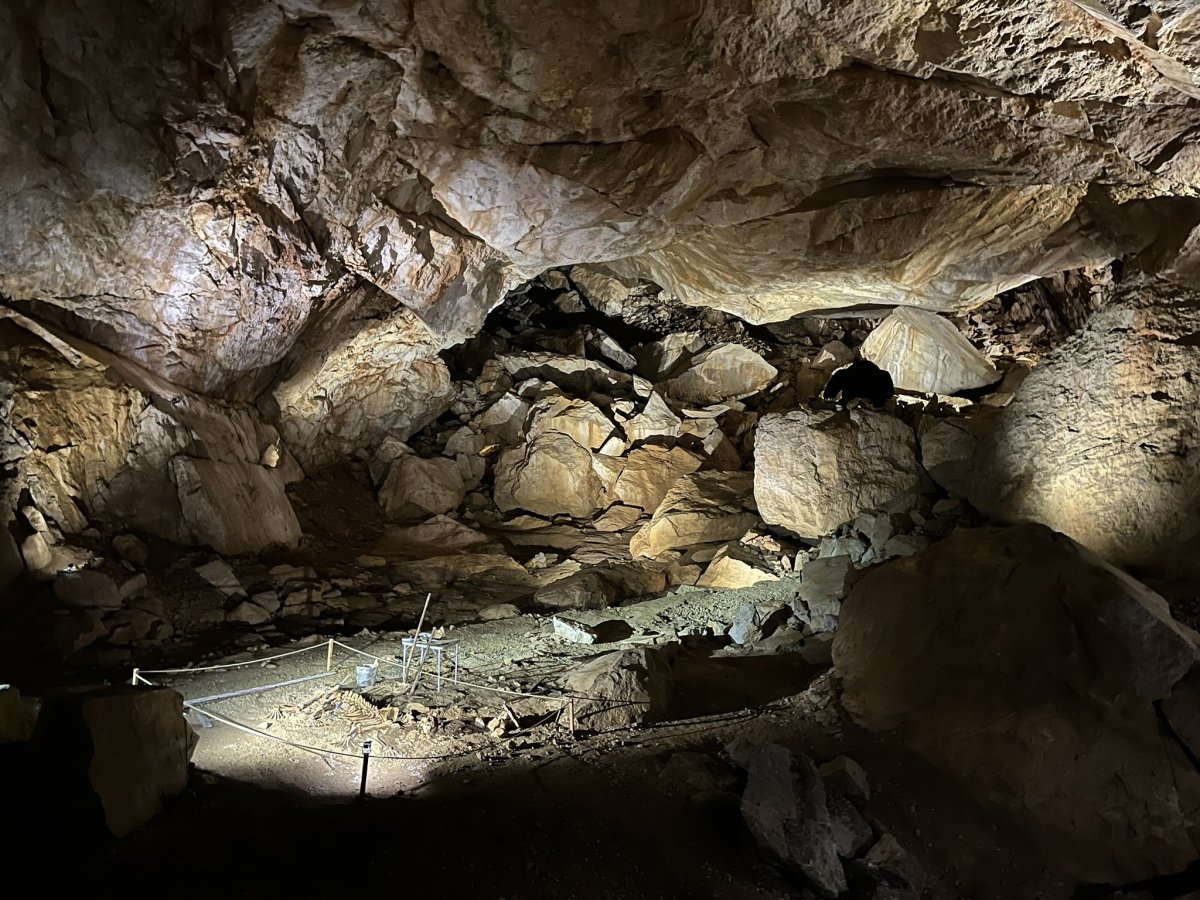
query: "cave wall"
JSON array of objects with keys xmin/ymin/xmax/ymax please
[{"xmin": 2, "ymin": 0, "xmax": 1200, "ymax": 561}]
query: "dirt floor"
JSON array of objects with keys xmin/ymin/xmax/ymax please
[{"xmin": 61, "ymin": 580, "xmax": 1085, "ymax": 900}]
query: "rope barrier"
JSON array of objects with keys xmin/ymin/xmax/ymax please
[
  {"xmin": 138, "ymin": 642, "xmax": 327, "ymax": 674},
  {"xmin": 186, "ymin": 671, "xmax": 339, "ymax": 706}
]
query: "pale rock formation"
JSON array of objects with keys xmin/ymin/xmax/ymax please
[
  {"xmin": 569, "ymin": 265, "xmax": 642, "ymax": 317},
  {"xmin": 921, "ymin": 281, "xmax": 1200, "ymax": 565},
  {"xmin": 592, "ymin": 504, "xmax": 643, "ymax": 533},
  {"xmin": 698, "ymin": 544, "xmax": 780, "ymax": 589},
  {"xmin": 740, "ymin": 743, "xmax": 848, "ymax": 898},
  {"xmin": 860, "ymin": 307, "xmax": 999, "ymax": 394},
  {"xmin": 494, "ymin": 432, "xmax": 604, "ymax": 519},
  {"xmin": 171, "ymin": 457, "xmax": 301, "ymax": 554},
  {"xmin": 379, "ymin": 453, "xmax": 466, "ymax": 520},
  {"xmin": 794, "ymin": 556, "xmax": 861, "ymax": 633},
  {"xmin": 623, "ymin": 393, "xmax": 683, "ymax": 445},
  {"xmin": 811, "ymin": 341, "xmax": 855, "ymax": 372},
  {"xmin": 613, "ymin": 445, "xmax": 704, "ymax": 512},
  {"xmin": 631, "ymin": 472, "xmax": 759, "ymax": 559},
  {"xmin": 52, "ymin": 570, "xmax": 122, "ymax": 610},
  {"xmin": 660, "ymin": 343, "xmax": 778, "ymax": 404},
  {"xmin": 635, "ymin": 333, "xmax": 706, "ymax": 380},
  {"xmin": 755, "ymin": 410, "xmax": 924, "ymax": 538},
  {"xmin": 833, "ymin": 524, "xmax": 1200, "ymax": 883},
  {"xmin": 475, "ymin": 392, "xmax": 531, "ymax": 447},
  {"xmin": 35, "ymin": 686, "xmax": 195, "ymax": 837},
  {"xmin": 526, "ymin": 397, "xmax": 616, "ymax": 450}
]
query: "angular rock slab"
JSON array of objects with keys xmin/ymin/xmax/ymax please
[
  {"xmin": 630, "ymin": 472, "xmax": 758, "ymax": 559},
  {"xmin": 494, "ymin": 432, "xmax": 603, "ymax": 519},
  {"xmin": 740, "ymin": 743, "xmax": 848, "ymax": 898},
  {"xmin": 34, "ymin": 685, "xmax": 195, "ymax": 838},
  {"xmin": 860, "ymin": 307, "xmax": 998, "ymax": 394},
  {"xmin": 755, "ymin": 409, "xmax": 923, "ymax": 538},
  {"xmin": 170, "ymin": 457, "xmax": 301, "ymax": 555},
  {"xmin": 613, "ymin": 444, "xmax": 703, "ymax": 512},
  {"xmin": 833, "ymin": 524, "xmax": 1200, "ymax": 883},
  {"xmin": 379, "ymin": 453, "xmax": 466, "ymax": 520},
  {"xmin": 660, "ymin": 343, "xmax": 777, "ymax": 404},
  {"xmin": 565, "ymin": 647, "xmax": 672, "ymax": 732}
]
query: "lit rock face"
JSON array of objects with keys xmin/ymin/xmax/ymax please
[
  {"xmin": 860, "ymin": 308, "xmax": 998, "ymax": 394},
  {"xmin": 922, "ymin": 280, "xmax": 1200, "ymax": 566},
  {"xmin": 3, "ymin": 0, "xmax": 1200, "ymax": 421},
  {"xmin": 755, "ymin": 409, "xmax": 924, "ymax": 538},
  {"xmin": 1, "ymin": 317, "xmax": 302, "ymax": 556},
  {"xmin": 630, "ymin": 472, "xmax": 758, "ymax": 559},
  {"xmin": 493, "ymin": 432, "xmax": 604, "ymax": 519},
  {"xmin": 834, "ymin": 525, "xmax": 1200, "ymax": 883}
]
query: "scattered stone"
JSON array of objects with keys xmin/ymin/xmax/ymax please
[
  {"xmin": 592, "ymin": 504, "xmax": 642, "ymax": 533},
  {"xmin": 171, "ymin": 456, "xmax": 302, "ymax": 555},
  {"xmin": 356, "ymin": 555, "xmax": 388, "ymax": 568},
  {"xmin": 494, "ymin": 432, "xmax": 604, "ymax": 519},
  {"xmin": 478, "ymin": 603, "xmax": 521, "ymax": 621},
  {"xmin": 34, "ymin": 685, "xmax": 195, "ymax": 837},
  {"xmin": 864, "ymin": 835, "xmax": 926, "ymax": 895},
  {"xmin": 613, "ymin": 445, "xmax": 703, "ymax": 512},
  {"xmin": 623, "ymin": 392, "xmax": 682, "ymax": 444},
  {"xmin": 861, "ymin": 307, "xmax": 999, "ymax": 394},
  {"xmin": 0, "ymin": 686, "xmax": 36, "ymax": 743},
  {"xmin": 552, "ymin": 617, "xmax": 599, "ymax": 644},
  {"xmin": 796, "ymin": 556, "xmax": 862, "ymax": 633},
  {"xmin": 697, "ymin": 544, "xmax": 779, "ymax": 589},
  {"xmin": 834, "ymin": 524, "xmax": 1200, "ymax": 882},
  {"xmin": 194, "ymin": 559, "xmax": 244, "ymax": 597},
  {"xmin": 112, "ymin": 534, "xmax": 149, "ymax": 567},
  {"xmin": 527, "ymin": 397, "xmax": 616, "ymax": 450},
  {"xmin": 880, "ymin": 534, "xmax": 928, "ymax": 559},
  {"xmin": 228, "ymin": 600, "xmax": 271, "ymax": 626},
  {"xmin": 52, "ymin": 570, "xmax": 122, "ymax": 610},
  {"xmin": 379, "ymin": 453, "xmax": 466, "ymax": 519},
  {"xmin": 118, "ymin": 573, "xmax": 148, "ymax": 601},
  {"xmin": 740, "ymin": 743, "xmax": 848, "ymax": 897},
  {"xmin": 817, "ymin": 756, "xmax": 871, "ymax": 803},
  {"xmin": 249, "ymin": 590, "xmax": 280, "ymax": 614},
  {"xmin": 728, "ymin": 601, "xmax": 790, "ymax": 645},
  {"xmin": 811, "ymin": 340, "xmax": 855, "ymax": 371}
]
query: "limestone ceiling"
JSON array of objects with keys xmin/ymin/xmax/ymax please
[{"xmin": 1, "ymin": 0, "xmax": 1199, "ymax": 396}]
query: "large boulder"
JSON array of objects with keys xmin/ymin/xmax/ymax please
[
  {"xmin": 833, "ymin": 524, "xmax": 1200, "ymax": 883},
  {"xmin": 740, "ymin": 743, "xmax": 848, "ymax": 898},
  {"xmin": 630, "ymin": 472, "xmax": 758, "ymax": 559},
  {"xmin": 170, "ymin": 457, "xmax": 301, "ymax": 555},
  {"xmin": 860, "ymin": 306, "xmax": 998, "ymax": 394},
  {"xmin": 34, "ymin": 685, "xmax": 196, "ymax": 838},
  {"xmin": 919, "ymin": 283, "xmax": 1200, "ymax": 566},
  {"xmin": 493, "ymin": 432, "xmax": 604, "ymax": 519},
  {"xmin": 526, "ymin": 397, "xmax": 616, "ymax": 451},
  {"xmin": 660, "ymin": 343, "xmax": 777, "ymax": 404},
  {"xmin": 379, "ymin": 453, "xmax": 466, "ymax": 519},
  {"xmin": 612, "ymin": 445, "xmax": 703, "ymax": 512},
  {"xmin": 754, "ymin": 409, "xmax": 924, "ymax": 538},
  {"xmin": 565, "ymin": 647, "xmax": 672, "ymax": 731}
]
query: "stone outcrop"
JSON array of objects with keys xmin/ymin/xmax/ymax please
[
  {"xmin": 631, "ymin": 472, "xmax": 758, "ymax": 559},
  {"xmin": 860, "ymin": 307, "xmax": 999, "ymax": 394},
  {"xmin": 921, "ymin": 281, "xmax": 1200, "ymax": 566},
  {"xmin": 755, "ymin": 409, "xmax": 924, "ymax": 538},
  {"xmin": 494, "ymin": 432, "xmax": 604, "ymax": 519},
  {"xmin": 660, "ymin": 343, "xmax": 777, "ymax": 404},
  {"xmin": 379, "ymin": 452, "xmax": 466, "ymax": 520},
  {"xmin": 565, "ymin": 647, "xmax": 672, "ymax": 731},
  {"xmin": 34, "ymin": 685, "xmax": 196, "ymax": 837},
  {"xmin": 833, "ymin": 524, "xmax": 1200, "ymax": 884}
]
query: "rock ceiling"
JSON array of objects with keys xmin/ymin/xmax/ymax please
[{"xmin": 3, "ymin": 0, "xmax": 1200, "ymax": 404}]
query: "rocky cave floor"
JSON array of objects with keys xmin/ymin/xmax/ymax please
[{"xmin": 5, "ymin": 271, "xmax": 1200, "ymax": 899}]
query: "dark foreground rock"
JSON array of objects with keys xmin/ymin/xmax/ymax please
[{"xmin": 834, "ymin": 523, "xmax": 1200, "ymax": 883}]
